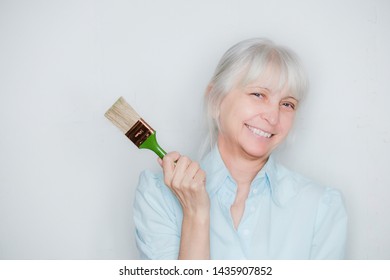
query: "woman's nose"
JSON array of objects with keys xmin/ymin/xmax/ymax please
[{"xmin": 260, "ymin": 105, "xmax": 279, "ymax": 126}]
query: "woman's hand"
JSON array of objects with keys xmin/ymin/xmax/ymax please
[
  {"xmin": 158, "ymin": 152, "xmax": 210, "ymax": 259},
  {"xmin": 158, "ymin": 152, "xmax": 210, "ymax": 217}
]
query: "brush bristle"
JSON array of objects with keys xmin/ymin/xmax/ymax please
[{"xmin": 104, "ymin": 97, "xmax": 141, "ymax": 133}]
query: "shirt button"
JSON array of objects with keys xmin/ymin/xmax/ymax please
[{"xmin": 252, "ymin": 189, "xmax": 258, "ymax": 194}]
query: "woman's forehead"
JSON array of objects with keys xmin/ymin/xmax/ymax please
[{"xmin": 238, "ymin": 62, "xmax": 300, "ymax": 99}]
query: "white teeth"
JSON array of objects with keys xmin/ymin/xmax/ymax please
[{"xmin": 246, "ymin": 125, "xmax": 272, "ymax": 138}]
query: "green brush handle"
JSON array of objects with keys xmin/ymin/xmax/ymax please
[{"xmin": 139, "ymin": 132, "xmax": 167, "ymax": 159}]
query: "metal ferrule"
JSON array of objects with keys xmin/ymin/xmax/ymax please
[{"xmin": 125, "ymin": 118, "xmax": 155, "ymax": 147}]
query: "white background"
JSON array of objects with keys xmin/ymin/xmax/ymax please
[{"xmin": 0, "ymin": 0, "xmax": 389, "ymax": 259}]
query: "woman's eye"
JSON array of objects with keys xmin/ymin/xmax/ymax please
[
  {"xmin": 251, "ymin": 92, "xmax": 264, "ymax": 98},
  {"xmin": 281, "ymin": 102, "xmax": 296, "ymax": 110}
]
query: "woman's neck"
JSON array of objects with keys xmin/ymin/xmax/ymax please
[{"xmin": 217, "ymin": 137, "xmax": 268, "ymax": 186}]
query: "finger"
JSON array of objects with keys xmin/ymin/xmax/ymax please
[
  {"xmin": 163, "ymin": 151, "xmax": 181, "ymax": 163},
  {"xmin": 162, "ymin": 151, "xmax": 181, "ymax": 186},
  {"xmin": 171, "ymin": 156, "xmax": 191, "ymax": 188},
  {"xmin": 173, "ymin": 156, "xmax": 191, "ymax": 175},
  {"xmin": 193, "ymin": 168, "xmax": 206, "ymax": 185},
  {"xmin": 181, "ymin": 161, "xmax": 201, "ymax": 186}
]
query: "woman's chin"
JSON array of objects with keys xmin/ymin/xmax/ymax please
[{"xmin": 241, "ymin": 145, "xmax": 272, "ymax": 160}]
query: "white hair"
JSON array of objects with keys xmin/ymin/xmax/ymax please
[{"xmin": 201, "ymin": 38, "xmax": 308, "ymax": 156}]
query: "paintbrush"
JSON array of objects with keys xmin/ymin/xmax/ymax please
[{"xmin": 105, "ymin": 97, "xmax": 167, "ymax": 159}]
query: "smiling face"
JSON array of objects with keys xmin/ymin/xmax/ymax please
[{"xmin": 217, "ymin": 64, "xmax": 298, "ymax": 162}]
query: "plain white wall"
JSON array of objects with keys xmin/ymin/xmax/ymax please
[{"xmin": 0, "ymin": 0, "xmax": 389, "ymax": 259}]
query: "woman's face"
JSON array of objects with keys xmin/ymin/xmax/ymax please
[{"xmin": 217, "ymin": 68, "xmax": 298, "ymax": 161}]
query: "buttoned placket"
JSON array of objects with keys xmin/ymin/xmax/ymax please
[
  {"xmin": 218, "ymin": 175, "xmax": 266, "ymax": 232},
  {"xmin": 232, "ymin": 177, "xmax": 269, "ymax": 260},
  {"xmin": 218, "ymin": 176, "xmax": 237, "ymax": 230}
]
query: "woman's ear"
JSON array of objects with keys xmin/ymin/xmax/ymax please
[
  {"xmin": 205, "ymin": 83, "xmax": 213, "ymax": 97},
  {"xmin": 205, "ymin": 83, "xmax": 219, "ymax": 121}
]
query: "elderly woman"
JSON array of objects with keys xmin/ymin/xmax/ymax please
[{"xmin": 133, "ymin": 38, "xmax": 347, "ymax": 259}]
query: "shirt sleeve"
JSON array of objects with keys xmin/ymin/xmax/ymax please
[
  {"xmin": 133, "ymin": 170, "xmax": 181, "ymax": 259},
  {"xmin": 310, "ymin": 187, "xmax": 348, "ymax": 259}
]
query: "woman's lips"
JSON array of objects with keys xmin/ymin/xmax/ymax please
[{"xmin": 245, "ymin": 124, "xmax": 273, "ymax": 138}]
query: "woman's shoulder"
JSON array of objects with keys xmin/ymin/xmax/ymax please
[
  {"xmin": 136, "ymin": 169, "xmax": 176, "ymax": 203},
  {"xmin": 137, "ymin": 169, "xmax": 165, "ymax": 190},
  {"xmin": 270, "ymin": 160, "xmax": 345, "ymax": 207},
  {"xmin": 136, "ymin": 169, "xmax": 179, "ymax": 199},
  {"xmin": 135, "ymin": 169, "xmax": 180, "ymax": 217}
]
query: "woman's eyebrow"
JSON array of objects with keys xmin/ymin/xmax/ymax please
[
  {"xmin": 246, "ymin": 85, "xmax": 271, "ymax": 92},
  {"xmin": 284, "ymin": 96, "xmax": 298, "ymax": 101},
  {"xmin": 282, "ymin": 96, "xmax": 299, "ymax": 104}
]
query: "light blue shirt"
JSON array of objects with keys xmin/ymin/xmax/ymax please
[{"xmin": 133, "ymin": 146, "xmax": 347, "ymax": 259}]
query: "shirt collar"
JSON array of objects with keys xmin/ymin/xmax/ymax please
[{"xmin": 201, "ymin": 145, "xmax": 230, "ymax": 197}]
